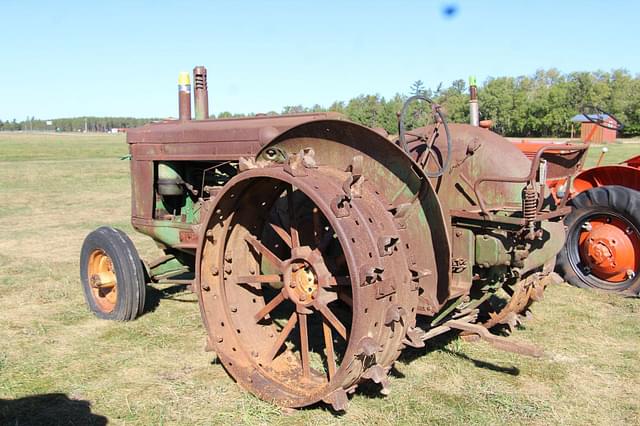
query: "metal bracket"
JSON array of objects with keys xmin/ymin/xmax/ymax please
[
  {"xmin": 330, "ymin": 195, "xmax": 351, "ymax": 218},
  {"xmin": 389, "ymin": 202, "xmax": 412, "ymax": 229},
  {"xmin": 342, "ymin": 155, "xmax": 364, "ymax": 199},
  {"xmin": 360, "ymin": 265, "xmax": 384, "ymax": 286},
  {"xmin": 377, "ymin": 235, "xmax": 399, "ymax": 257},
  {"xmin": 449, "ymin": 320, "xmax": 544, "ymax": 358}
]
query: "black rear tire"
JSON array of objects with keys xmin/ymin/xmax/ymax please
[
  {"xmin": 80, "ymin": 226, "xmax": 147, "ymax": 320},
  {"xmin": 556, "ymin": 186, "xmax": 640, "ymax": 296}
]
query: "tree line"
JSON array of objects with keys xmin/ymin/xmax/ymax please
[
  {"xmin": 2, "ymin": 69, "xmax": 639, "ymax": 137},
  {"xmin": 0, "ymin": 116, "xmax": 156, "ymax": 133}
]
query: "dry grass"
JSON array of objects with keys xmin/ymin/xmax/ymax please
[{"xmin": 0, "ymin": 132, "xmax": 638, "ymax": 425}]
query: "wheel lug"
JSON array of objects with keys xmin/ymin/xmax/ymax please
[
  {"xmin": 299, "ymin": 294, "xmax": 307, "ymax": 302},
  {"xmin": 289, "ymin": 282, "xmax": 296, "ymax": 289},
  {"xmin": 230, "ymin": 305, "xmax": 238, "ymax": 313},
  {"xmin": 627, "ymin": 270, "xmax": 636, "ymax": 279},
  {"xmin": 582, "ymin": 222, "xmax": 592, "ymax": 231}
]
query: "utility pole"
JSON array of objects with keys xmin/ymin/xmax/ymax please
[{"xmin": 84, "ymin": 118, "xmax": 88, "ymax": 133}]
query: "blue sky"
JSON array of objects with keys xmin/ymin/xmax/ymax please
[{"xmin": 1, "ymin": 0, "xmax": 638, "ymax": 120}]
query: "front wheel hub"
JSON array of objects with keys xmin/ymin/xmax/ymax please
[{"xmin": 579, "ymin": 217, "xmax": 639, "ymax": 282}]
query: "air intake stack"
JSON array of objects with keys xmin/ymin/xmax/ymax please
[
  {"xmin": 193, "ymin": 66, "xmax": 209, "ymax": 120},
  {"xmin": 469, "ymin": 75, "xmax": 479, "ymax": 127},
  {"xmin": 178, "ymin": 72, "xmax": 192, "ymax": 121}
]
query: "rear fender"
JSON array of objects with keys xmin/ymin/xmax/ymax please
[
  {"xmin": 257, "ymin": 119, "xmax": 451, "ymax": 313},
  {"xmin": 574, "ymin": 165, "xmax": 640, "ymax": 193}
]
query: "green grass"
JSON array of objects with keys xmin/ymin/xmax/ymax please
[{"xmin": 0, "ymin": 132, "xmax": 639, "ymax": 425}]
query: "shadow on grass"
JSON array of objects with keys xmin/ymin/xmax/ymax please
[
  {"xmin": 142, "ymin": 283, "xmax": 194, "ymax": 316},
  {"xmin": 347, "ymin": 328, "xmax": 520, "ymax": 405},
  {"xmin": 0, "ymin": 393, "xmax": 107, "ymax": 425},
  {"xmin": 397, "ymin": 328, "xmax": 520, "ymax": 376}
]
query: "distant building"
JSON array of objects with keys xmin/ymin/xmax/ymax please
[
  {"xmin": 110, "ymin": 128, "xmax": 127, "ymax": 134},
  {"xmin": 571, "ymin": 113, "xmax": 617, "ymax": 143}
]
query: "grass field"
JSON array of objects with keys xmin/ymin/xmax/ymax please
[{"xmin": 0, "ymin": 132, "xmax": 638, "ymax": 425}]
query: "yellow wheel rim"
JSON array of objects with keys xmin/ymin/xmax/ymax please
[{"xmin": 87, "ymin": 250, "xmax": 118, "ymax": 313}]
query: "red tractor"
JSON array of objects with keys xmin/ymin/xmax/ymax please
[{"xmin": 512, "ymin": 107, "xmax": 639, "ymax": 296}]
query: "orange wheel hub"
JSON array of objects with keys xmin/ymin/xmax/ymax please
[
  {"xmin": 87, "ymin": 250, "xmax": 118, "ymax": 312},
  {"xmin": 579, "ymin": 217, "xmax": 640, "ymax": 282}
]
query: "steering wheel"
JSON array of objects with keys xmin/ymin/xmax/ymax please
[
  {"xmin": 581, "ymin": 105, "xmax": 624, "ymax": 131},
  {"xmin": 398, "ymin": 95, "xmax": 452, "ymax": 178}
]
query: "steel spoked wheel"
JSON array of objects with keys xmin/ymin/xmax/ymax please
[
  {"xmin": 87, "ymin": 250, "xmax": 118, "ymax": 312},
  {"xmin": 557, "ymin": 186, "xmax": 640, "ymax": 295},
  {"xmin": 198, "ymin": 163, "xmax": 417, "ymax": 410}
]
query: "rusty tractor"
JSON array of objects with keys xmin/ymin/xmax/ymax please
[
  {"xmin": 509, "ymin": 106, "xmax": 640, "ymax": 296},
  {"xmin": 80, "ymin": 67, "xmax": 585, "ymax": 410}
]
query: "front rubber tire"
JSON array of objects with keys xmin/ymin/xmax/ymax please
[
  {"xmin": 80, "ymin": 226, "xmax": 147, "ymax": 320},
  {"xmin": 556, "ymin": 186, "xmax": 640, "ymax": 296}
]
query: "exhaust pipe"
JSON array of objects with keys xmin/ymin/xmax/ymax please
[
  {"xmin": 178, "ymin": 71, "xmax": 192, "ymax": 121},
  {"xmin": 469, "ymin": 75, "xmax": 479, "ymax": 127},
  {"xmin": 193, "ymin": 66, "xmax": 209, "ymax": 120}
]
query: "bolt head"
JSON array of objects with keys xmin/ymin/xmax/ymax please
[
  {"xmin": 582, "ymin": 222, "xmax": 592, "ymax": 231},
  {"xmin": 627, "ymin": 269, "xmax": 636, "ymax": 279}
]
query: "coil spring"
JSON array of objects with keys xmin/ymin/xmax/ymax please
[
  {"xmin": 194, "ymin": 74, "xmax": 207, "ymax": 90},
  {"xmin": 523, "ymin": 186, "xmax": 537, "ymax": 224}
]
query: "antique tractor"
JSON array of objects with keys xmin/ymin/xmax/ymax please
[
  {"xmin": 80, "ymin": 67, "xmax": 585, "ymax": 410},
  {"xmin": 511, "ymin": 106, "xmax": 640, "ymax": 296}
]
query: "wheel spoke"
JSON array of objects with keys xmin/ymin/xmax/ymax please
[
  {"xmin": 288, "ymin": 185, "xmax": 300, "ymax": 248},
  {"xmin": 235, "ymin": 274, "xmax": 282, "ymax": 285},
  {"xmin": 269, "ymin": 222, "xmax": 292, "ymax": 248},
  {"xmin": 245, "ymin": 235, "xmax": 284, "ymax": 271},
  {"xmin": 317, "ymin": 303, "xmax": 348, "ymax": 340},
  {"xmin": 299, "ymin": 313, "xmax": 311, "ymax": 378},
  {"xmin": 254, "ymin": 291, "xmax": 286, "ymax": 322},
  {"xmin": 267, "ymin": 311, "xmax": 298, "ymax": 361},
  {"xmin": 323, "ymin": 319, "xmax": 336, "ymax": 380}
]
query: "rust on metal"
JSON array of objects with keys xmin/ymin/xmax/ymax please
[
  {"xmin": 193, "ymin": 66, "xmax": 209, "ymax": 120},
  {"xmin": 107, "ymin": 66, "xmax": 581, "ymax": 410}
]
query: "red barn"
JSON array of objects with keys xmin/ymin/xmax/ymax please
[{"xmin": 571, "ymin": 113, "xmax": 617, "ymax": 143}]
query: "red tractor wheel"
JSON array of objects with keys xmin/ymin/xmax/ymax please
[{"xmin": 557, "ymin": 186, "xmax": 640, "ymax": 295}]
